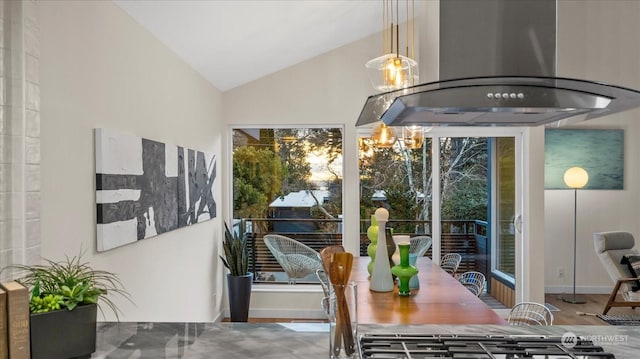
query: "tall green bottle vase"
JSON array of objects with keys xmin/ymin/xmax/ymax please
[
  {"xmin": 366, "ymin": 214, "xmax": 378, "ymax": 275},
  {"xmin": 391, "ymin": 243, "xmax": 419, "ymax": 296}
]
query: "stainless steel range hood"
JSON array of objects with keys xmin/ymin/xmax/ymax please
[{"xmin": 356, "ymin": 0, "xmax": 640, "ymax": 127}]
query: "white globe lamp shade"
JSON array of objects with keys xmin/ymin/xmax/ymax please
[{"xmin": 564, "ymin": 167, "xmax": 589, "ymax": 189}]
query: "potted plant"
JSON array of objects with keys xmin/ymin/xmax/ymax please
[
  {"xmin": 219, "ymin": 222, "xmax": 253, "ymax": 322},
  {"xmin": 5, "ymin": 251, "xmax": 131, "ymax": 359}
]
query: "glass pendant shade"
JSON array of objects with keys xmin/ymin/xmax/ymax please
[
  {"xmin": 366, "ymin": 53, "xmax": 418, "ymax": 92},
  {"xmin": 371, "ymin": 122, "xmax": 397, "ymax": 148},
  {"xmin": 402, "ymin": 126, "xmax": 424, "ymax": 149}
]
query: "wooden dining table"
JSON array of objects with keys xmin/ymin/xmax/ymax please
[{"xmin": 350, "ymin": 256, "xmax": 507, "ymax": 325}]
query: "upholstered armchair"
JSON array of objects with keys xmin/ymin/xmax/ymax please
[{"xmin": 593, "ymin": 231, "xmax": 640, "ymax": 314}]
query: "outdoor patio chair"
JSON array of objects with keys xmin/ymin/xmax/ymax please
[
  {"xmin": 263, "ymin": 234, "xmax": 323, "ymax": 284},
  {"xmin": 440, "ymin": 253, "xmax": 462, "ymax": 276},
  {"xmin": 507, "ymin": 302, "xmax": 554, "ymax": 325},
  {"xmin": 459, "ymin": 271, "xmax": 486, "ymax": 297},
  {"xmin": 593, "ymin": 231, "xmax": 640, "ymax": 314},
  {"xmin": 409, "ymin": 236, "xmax": 432, "ymax": 258}
]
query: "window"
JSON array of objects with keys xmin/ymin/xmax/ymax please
[{"xmin": 231, "ymin": 127, "xmax": 343, "ymax": 284}]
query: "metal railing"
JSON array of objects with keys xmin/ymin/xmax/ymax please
[{"xmin": 232, "ymin": 218, "xmax": 492, "ymax": 284}]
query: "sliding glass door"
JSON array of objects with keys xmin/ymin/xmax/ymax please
[
  {"xmin": 358, "ymin": 126, "xmax": 527, "ymax": 303},
  {"xmin": 432, "ymin": 128, "xmax": 522, "ymax": 305}
]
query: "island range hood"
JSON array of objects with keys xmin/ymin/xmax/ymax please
[{"xmin": 356, "ymin": 0, "xmax": 640, "ymax": 127}]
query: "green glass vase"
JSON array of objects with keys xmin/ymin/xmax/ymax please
[
  {"xmin": 366, "ymin": 215, "xmax": 378, "ymax": 275},
  {"xmin": 391, "ymin": 243, "xmax": 419, "ymax": 296}
]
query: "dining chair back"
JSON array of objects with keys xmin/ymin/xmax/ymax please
[
  {"xmin": 507, "ymin": 302, "xmax": 554, "ymax": 325},
  {"xmin": 440, "ymin": 253, "xmax": 462, "ymax": 276},
  {"xmin": 409, "ymin": 236, "xmax": 432, "ymax": 258},
  {"xmin": 458, "ymin": 271, "xmax": 486, "ymax": 296}
]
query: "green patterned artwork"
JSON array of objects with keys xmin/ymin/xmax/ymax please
[{"xmin": 545, "ymin": 129, "xmax": 624, "ymax": 190}]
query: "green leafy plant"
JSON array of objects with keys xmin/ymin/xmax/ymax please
[
  {"xmin": 219, "ymin": 222, "xmax": 249, "ymax": 276},
  {"xmin": 29, "ymin": 292, "xmax": 64, "ymax": 313},
  {"xmin": 5, "ymin": 251, "xmax": 132, "ymax": 320}
]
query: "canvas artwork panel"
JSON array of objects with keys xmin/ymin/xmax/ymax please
[
  {"xmin": 544, "ymin": 129, "xmax": 624, "ymax": 190},
  {"xmin": 95, "ymin": 128, "xmax": 216, "ymax": 251}
]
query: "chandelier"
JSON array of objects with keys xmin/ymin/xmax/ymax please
[
  {"xmin": 366, "ymin": 0, "xmax": 423, "ymax": 149},
  {"xmin": 365, "ymin": 0, "xmax": 418, "ymax": 92}
]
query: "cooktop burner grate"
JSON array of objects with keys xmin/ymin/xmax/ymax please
[{"xmin": 358, "ymin": 333, "xmax": 615, "ymax": 359}]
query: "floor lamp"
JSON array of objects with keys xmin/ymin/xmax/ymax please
[{"xmin": 562, "ymin": 166, "xmax": 589, "ymax": 304}]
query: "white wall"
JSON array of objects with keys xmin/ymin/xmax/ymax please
[
  {"xmin": 545, "ymin": 1, "xmax": 640, "ymax": 294},
  {"xmin": 36, "ymin": 0, "xmax": 640, "ymax": 323},
  {"xmin": 220, "ymin": 6, "xmax": 551, "ymax": 313},
  {"xmin": 39, "ymin": 1, "xmax": 224, "ymax": 322},
  {"xmin": 221, "ymin": 31, "xmax": 380, "ymax": 316},
  {"xmin": 222, "ymin": 0, "xmax": 640, "ymax": 310}
]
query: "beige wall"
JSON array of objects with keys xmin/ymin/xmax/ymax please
[
  {"xmin": 34, "ymin": 0, "xmax": 640, "ymax": 323},
  {"xmin": 221, "ymin": 31, "xmax": 380, "ymax": 316},
  {"xmin": 223, "ymin": 1, "xmax": 640, "ymax": 309},
  {"xmin": 222, "ymin": 32, "xmax": 381, "ymax": 257},
  {"xmin": 39, "ymin": 1, "xmax": 224, "ymax": 321},
  {"xmin": 544, "ymin": 1, "xmax": 640, "ymax": 294}
]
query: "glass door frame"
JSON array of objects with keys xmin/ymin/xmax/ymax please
[{"xmin": 426, "ymin": 126, "xmax": 527, "ymax": 303}]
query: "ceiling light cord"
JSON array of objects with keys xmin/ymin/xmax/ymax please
[{"xmin": 395, "ymin": 0, "xmax": 399, "ymax": 58}]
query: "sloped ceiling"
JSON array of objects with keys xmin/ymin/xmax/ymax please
[{"xmin": 114, "ymin": 0, "xmax": 384, "ymax": 91}]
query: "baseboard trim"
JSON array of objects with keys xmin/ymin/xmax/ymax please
[
  {"xmin": 545, "ymin": 285, "xmax": 612, "ymax": 294},
  {"xmin": 252, "ymin": 284, "xmax": 324, "ymax": 294},
  {"xmin": 222, "ymin": 308, "xmax": 326, "ymax": 320}
]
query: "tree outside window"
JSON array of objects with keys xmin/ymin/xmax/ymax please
[{"xmin": 232, "ymin": 127, "xmax": 343, "ymax": 283}]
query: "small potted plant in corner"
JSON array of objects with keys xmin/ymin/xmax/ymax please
[
  {"xmin": 219, "ymin": 221, "xmax": 253, "ymax": 322},
  {"xmin": 5, "ymin": 251, "xmax": 131, "ymax": 359}
]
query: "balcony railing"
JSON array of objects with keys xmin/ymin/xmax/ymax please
[{"xmin": 233, "ymin": 218, "xmax": 489, "ymax": 284}]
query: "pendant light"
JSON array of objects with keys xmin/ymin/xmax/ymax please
[
  {"xmin": 365, "ymin": 0, "xmax": 418, "ymax": 92},
  {"xmin": 371, "ymin": 122, "xmax": 397, "ymax": 148},
  {"xmin": 402, "ymin": 125, "xmax": 424, "ymax": 149}
]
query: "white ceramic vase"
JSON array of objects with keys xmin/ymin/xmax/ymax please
[
  {"xmin": 369, "ymin": 208, "xmax": 394, "ymax": 292},
  {"xmin": 391, "ymin": 235, "xmax": 410, "ymax": 265}
]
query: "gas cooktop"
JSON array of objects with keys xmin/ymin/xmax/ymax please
[{"xmin": 358, "ymin": 333, "xmax": 615, "ymax": 358}]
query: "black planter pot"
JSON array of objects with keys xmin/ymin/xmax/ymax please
[
  {"xmin": 227, "ymin": 273, "xmax": 253, "ymax": 322},
  {"xmin": 30, "ymin": 303, "xmax": 97, "ymax": 359}
]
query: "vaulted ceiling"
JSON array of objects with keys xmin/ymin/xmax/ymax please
[{"xmin": 114, "ymin": 1, "xmax": 384, "ymax": 91}]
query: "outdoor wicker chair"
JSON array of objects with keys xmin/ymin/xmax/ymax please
[
  {"xmin": 409, "ymin": 236, "xmax": 432, "ymax": 258},
  {"xmin": 459, "ymin": 271, "xmax": 486, "ymax": 297},
  {"xmin": 440, "ymin": 253, "xmax": 462, "ymax": 276},
  {"xmin": 263, "ymin": 234, "xmax": 323, "ymax": 284}
]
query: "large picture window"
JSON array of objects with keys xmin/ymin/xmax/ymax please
[{"xmin": 231, "ymin": 127, "xmax": 343, "ymax": 284}]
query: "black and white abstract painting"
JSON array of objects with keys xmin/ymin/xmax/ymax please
[{"xmin": 95, "ymin": 128, "xmax": 216, "ymax": 252}]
